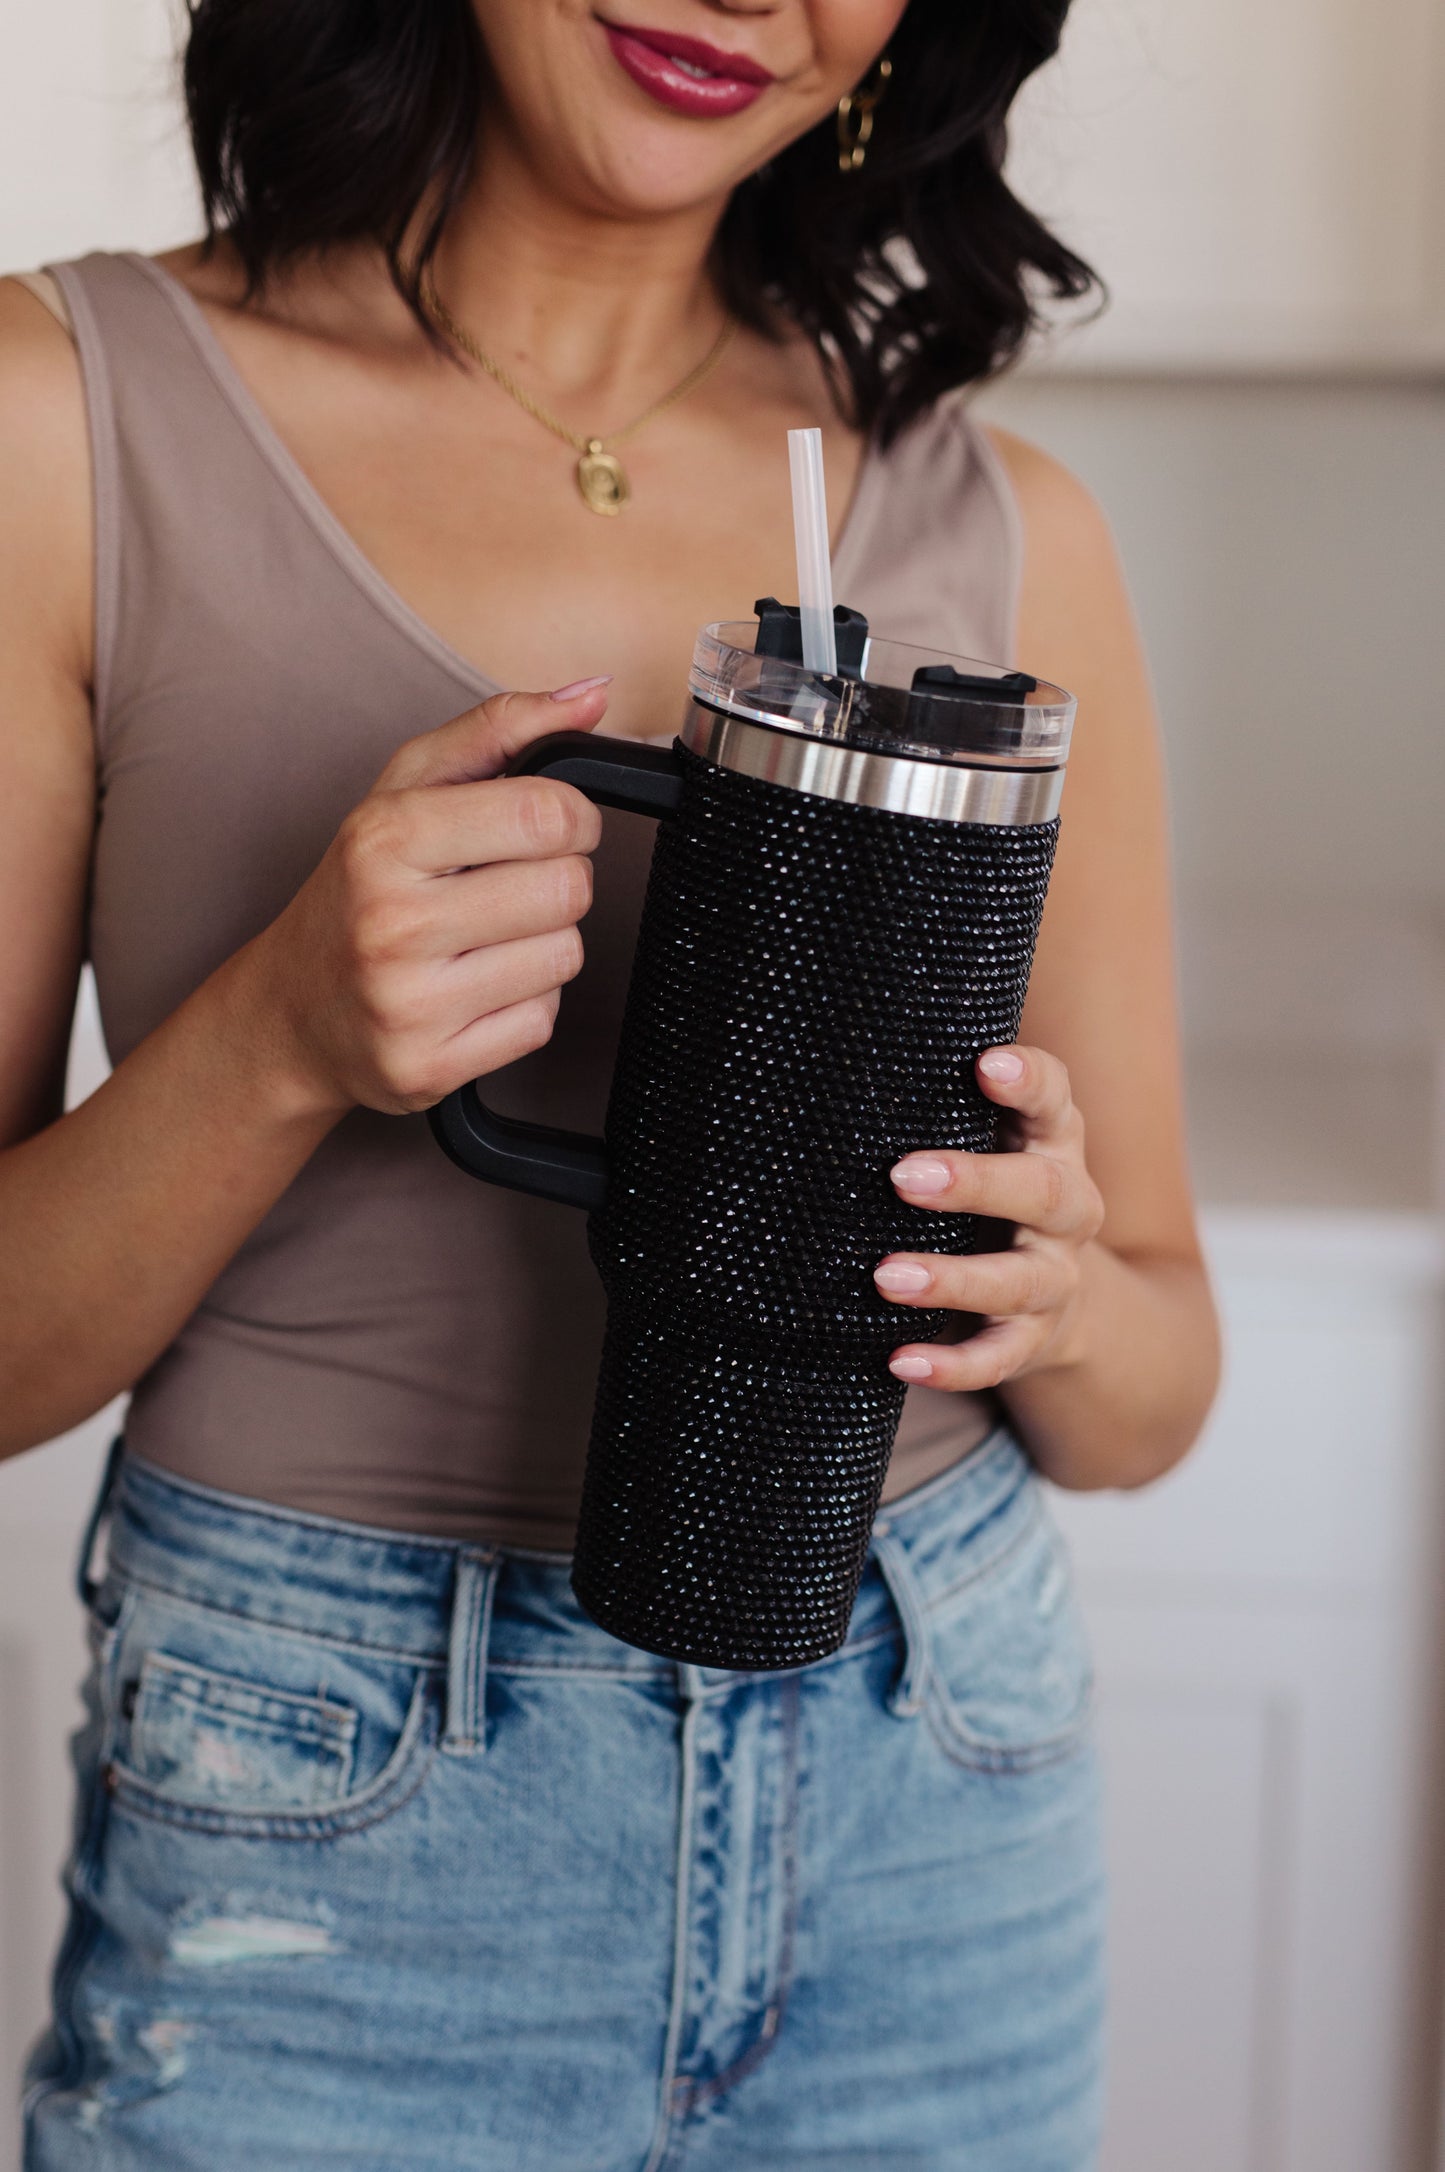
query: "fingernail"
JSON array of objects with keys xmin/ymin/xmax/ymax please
[
  {"xmin": 874, "ymin": 1261, "xmax": 933, "ymax": 1294},
  {"xmin": 891, "ymin": 1158, "xmax": 951, "ymax": 1195},
  {"xmin": 549, "ymin": 675, "xmax": 613, "ymax": 702},
  {"xmin": 979, "ymin": 1048, "xmax": 1024, "ymax": 1082},
  {"xmin": 889, "ymin": 1353, "xmax": 935, "ymax": 1382}
]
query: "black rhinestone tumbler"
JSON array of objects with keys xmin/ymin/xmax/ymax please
[{"xmin": 431, "ymin": 611, "xmax": 1075, "ymax": 1670}]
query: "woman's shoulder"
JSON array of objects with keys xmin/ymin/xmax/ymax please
[
  {"xmin": 972, "ymin": 420, "xmax": 1153, "ymax": 792},
  {"xmin": 0, "ymin": 270, "xmax": 83, "ymax": 434},
  {"xmin": 0, "ymin": 274, "xmax": 91, "ymax": 680},
  {"xmin": 980, "ymin": 422, "xmax": 1121, "ymax": 580},
  {"xmin": 975, "ymin": 420, "xmax": 1139, "ymax": 676},
  {"xmin": 877, "ymin": 396, "xmax": 1115, "ymax": 544},
  {"xmin": 0, "ymin": 274, "xmax": 97, "ymax": 954}
]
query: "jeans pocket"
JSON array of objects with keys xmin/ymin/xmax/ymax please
[
  {"xmin": 127, "ymin": 1651, "xmax": 359, "ymax": 1812},
  {"xmin": 922, "ymin": 1493, "xmax": 1094, "ymax": 1774},
  {"xmin": 104, "ymin": 1584, "xmax": 438, "ymax": 1838}
]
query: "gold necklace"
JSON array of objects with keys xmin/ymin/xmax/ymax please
[{"xmin": 421, "ymin": 276, "xmax": 737, "ymax": 516}]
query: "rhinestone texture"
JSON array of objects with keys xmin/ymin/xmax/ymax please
[{"xmin": 571, "ymin": 745, "xmax": 1060, "ymax": 1670}]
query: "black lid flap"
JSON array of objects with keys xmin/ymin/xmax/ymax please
[
  {"xmin": 753, "ymin": 597, "xmax": 869, "ymax": 678},
  {"xmin": 909, "ymin": 665, "xmax": 1039, "ymax": 698}
]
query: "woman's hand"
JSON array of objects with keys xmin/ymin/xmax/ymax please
[
  {"xmin": 241, "ymin": 676, "xmax": 613, "ymax": 1120},
  {"xmin": 875, "ymin": 1045, "xmax": 1105, "ymax": 1393}
]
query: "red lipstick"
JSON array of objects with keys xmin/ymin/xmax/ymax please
[{"xmin": 602, "ymin": 20, "xmax": 774, "ymax": 118}]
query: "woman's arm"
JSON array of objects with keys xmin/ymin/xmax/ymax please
[
  {"xmin": 0, "ymin": 268, "xmax": 343, "ymax": 1448},
  {"xmin": 0, "ymin": 281, "xmax": 607, "ymax": 1461},
  {"xmin": 875, "ymin": 429, "xmax": 1220, "ymax": 1491}
]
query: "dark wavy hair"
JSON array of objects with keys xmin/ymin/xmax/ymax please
[{"xmin": 183, "ymin": 0, "xmax": 1098, "ymax": 445}]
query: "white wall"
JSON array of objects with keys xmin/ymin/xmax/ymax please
[
  {"xmin": 978, "ymin": 375, "xmax": 1445, "ymax": 1207},
  {"xmin": 982, "ymin": 377, "xmax": 1445, "ymax": 916},
  {"xmin": 0, "ymin": 0, "xmax": 198, "ymax": 267},
  {"xmin": 1005, "ymin": 0, "xmax": 1445, "ymax": 369}
]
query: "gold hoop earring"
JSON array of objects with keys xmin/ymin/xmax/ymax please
[{"xmin": 837, "ymin": 54, "xmax": 892, "ymax": 174}]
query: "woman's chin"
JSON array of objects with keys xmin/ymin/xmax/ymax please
[
  {"xmin": 505, "ymin": 84, "xmax": 778, "ymax": 225},
  {"xmin": 565, "ymin": 133, "xmax": 757, "ymax": 223}
]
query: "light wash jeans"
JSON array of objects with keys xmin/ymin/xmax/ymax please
[{"xmin": 25, "ymin": 1428, "xmax": 1105, "ymax": 2171}]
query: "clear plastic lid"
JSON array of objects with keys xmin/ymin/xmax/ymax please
[{"xmin": 689, "ymin": 619, "xmax": 1075, "ymax": 770}]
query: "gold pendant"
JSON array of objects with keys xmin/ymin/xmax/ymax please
[{"xmin": 576, "ymin": 440, "xmax": 629, "ymax": 516}]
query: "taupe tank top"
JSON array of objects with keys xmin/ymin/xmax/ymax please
[{"xmin": 51, "ymin": 251, "xmax": 1023, "ymax": 1548}]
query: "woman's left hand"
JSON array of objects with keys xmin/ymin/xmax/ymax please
[{"xmin": 876, "ymin": 1045, "xmax": 1105, "ymax": 1394}]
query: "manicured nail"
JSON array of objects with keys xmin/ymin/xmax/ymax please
[
  {"xmin": 979, "ymin": 1048, "xmax": 1024, "ymax": 1082},
  {"xmin": 874, "ymin": 1261, "xmax": 933, "ymax": 1294},
  {"xmin": 889, "ymin": 1353, "xmax": 935, "ymax": 1382},
  {"xmin": 549, "ymin": 674, "xmax": 613, "ymax": 702},
  {"xmin": 891, "ymin": 1158, "xmax": 951, "ymax": 1195}
]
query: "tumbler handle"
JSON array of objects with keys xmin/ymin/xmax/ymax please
[{"xmin": 427, "ymin": 731, "xmax": 685, "ymax": 1211}]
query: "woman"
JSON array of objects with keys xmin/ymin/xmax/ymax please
[{"xmin": 3, "ymin": 0, "xmax": 1219, "ymax": 2164}]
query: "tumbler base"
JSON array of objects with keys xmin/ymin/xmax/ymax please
[
  {"xmin": 569, "ymin": 1578, "xmax": 844, "ymax": 1674},
  {"xmin": 570, "ymin": 1308, "xmax": 907, "ymax": 1671}
]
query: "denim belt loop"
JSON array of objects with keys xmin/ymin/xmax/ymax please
[
  {"xmin": 75, "ymin": 1434, "xmax": 126, "ymax": 1610},
  {"xmin": 443, "ymin": 1547, "xmax": 500, "ymax": 1755},
  {"xmin": 869, "ymin": 1522, "xmax": 933, "ymax": 1719}
]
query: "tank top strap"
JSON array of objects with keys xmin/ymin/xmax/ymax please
[
  {"xmin": 45, "ymin": 255, "xmax": 128, "ymax": 736},
  {"xmin": 837, "ymin": 389, "xmax": 1023, "ymax": 669},
  {"xmin": 48, "ymin": 250, "xmax": 310, "ymax": 759},
  {"xmin": 45, "ymin": 251, "xmax": 489, "ymax": 766}
]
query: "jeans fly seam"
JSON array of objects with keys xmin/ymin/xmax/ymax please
[
  {"xmin": 641, "ymin": 1693, "xmax": 702, "ymax": 2172},
  {"xmin": 687, "ymin": 1671, "xmax": 802, "ymax": 2113}
]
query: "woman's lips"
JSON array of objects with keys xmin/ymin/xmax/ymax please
[{"xmin": 602, "ymin": 21, "xmax": 773, "ymax": 118}]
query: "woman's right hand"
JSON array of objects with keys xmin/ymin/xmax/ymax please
[{"xmin": 243, "ymin": 676, "xmax": 612, "ymax": 1119}]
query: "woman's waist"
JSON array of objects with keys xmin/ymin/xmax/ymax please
[
  {"xmin": 124, "ymin": 1249, "xmax": 609, "ymax": 1548},
  {"xmin": 128, "ymin": 1259, "xmax": 996, "ymax": 1548},
  {"xmin": 101, "ymin": 1429, "xmax": 1037, "ymax": 1682}
]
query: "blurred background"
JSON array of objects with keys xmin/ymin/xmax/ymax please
[{"xmin": 1, "ymin": 2, "xmax": 1442, "ymax": 2166}]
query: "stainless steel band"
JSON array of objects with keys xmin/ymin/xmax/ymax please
[{"xmin": 680, "ymin": 704, "xmax": 1065, "ymax": 827}]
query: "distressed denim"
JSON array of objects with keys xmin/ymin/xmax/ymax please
[{"xmin": 24, "ymin": 1429, "xmax": 1105, "ymax": 2171}]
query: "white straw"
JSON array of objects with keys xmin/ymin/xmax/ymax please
[{"xmin": 787, "ymin": 427, "xmax": 837, "ymax": 675}]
